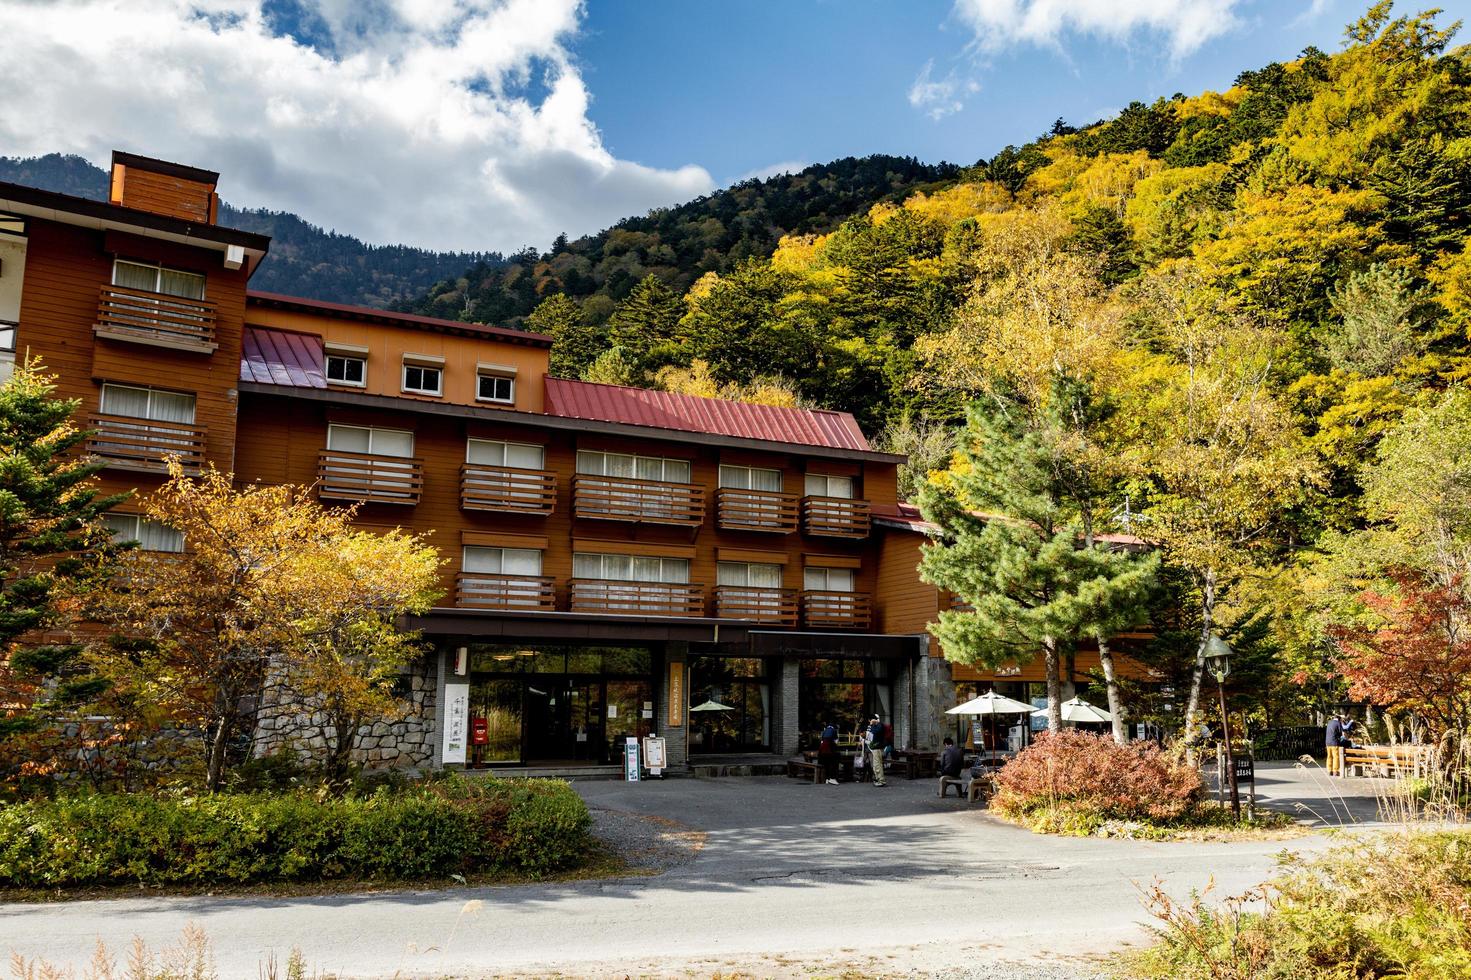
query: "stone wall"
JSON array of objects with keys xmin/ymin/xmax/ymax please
[{"xmin": 251, "ymin": 656, "xmax": 438, "ymax": 770}]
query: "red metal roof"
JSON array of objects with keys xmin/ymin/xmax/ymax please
[
  {"xmin": 544, "ymin": 378, "xmax": 872, "ymax": 451},
  {"xmin": 246, "ymin": 291, "xmax": 553, "ymax": 348},
  {"xmin": 241, "ymin": 326, "xmax": 326, "ymax": 388}
]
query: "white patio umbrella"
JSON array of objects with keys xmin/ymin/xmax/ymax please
[
  {"xmin": 689, "ymin": 699, "xmax": 735, "ymax": 712},
  {"xmin": 1032, "ymin": 696, "xmax": 1113, "ymax": 724},
  {"xmin": 947, "ymin": 690, "xmax": 1035, "ymax": 751}
]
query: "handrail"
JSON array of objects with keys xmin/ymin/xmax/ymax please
[
  {"xmin": 569, "ymin": 579, "xmax": 705, "ymax": 616},
  {"xmin": 94, "ymin": 285, "xmax": 218, "ymax": 352},
  {"xmin": 460, "ymin": 463, "xmax": 557, "ymax": 515},
  {"xmin": 572, "ymin": 474, "xmax": 705, "ymax": 526},
  {"xmin": 456, "ymin": 572, "xmax": 556, "ymax": 610},
  {"xmin": 318, "ymin": 449, "xmax": 424, "ymax": 505},
  {"xmin": 802, "ymin": 495, "xmax": 872, "ymax": 538},
  {"xmin": 801, "ymin": 589, "xmax": 873, "ymax": 629},
  {"xmin": 86, "ymin": 413, "xmax": 207, "ymax": 472},
  {"xmin": 716, "ymin": 488, "xmax": 800, "ymax": 533},
  {"xmin": 714, "ymin": 585, "xmax": 799, "ymax": 626}
]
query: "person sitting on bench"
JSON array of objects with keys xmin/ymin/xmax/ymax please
[{"xmin": 937, "ymin": 737, "xmax": 966, "ymax": 797}]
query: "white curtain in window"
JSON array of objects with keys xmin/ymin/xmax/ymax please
[
  {"xmin": 149, "ymin": 389, "xmax": 196, "ymax": 424},
  {"xmin": 112, "ymin": 261, "xmax": 157, "ymax": 291},
  {"xmin": 327, "ymin": 425, "xmax": 372, "ymax": 453},
  {"xmin": 662, "ymin": 558, "xmax": 690, "ymax": 584},
  {"xmin": 631, "ymin": 557, "xmax": 662, "ymax": 583},
  {"xmin": 504, "ymin": 443, "xmax": 544, "ymax": 469},
  {"xmin": 749, "ymin": 563, "xmax": 782, "ymax": 588},
  {"xmin": 138, "ymin": 520, "xmax": 184, "ymax": 553},
  {"xmin": 751, "ymin": 468, "xmax": 781, "ymax": 492},
  {"xmin": 371, "ymin": 429, "xmax": 413, "ymax": 458},
  {"xmin": 466, "ymin": 439, "xmax": 506, "ymax": 466},
  {"xmin": 501, "ymin": 549, "xmax": 542, "ymax": 575},
  {"xmin": 805, "ymin": 474, "xmax": 854, "ymax": 498},
  {"xmin": 158, "ymin": 268, "xmax": 206, "ymax": 300},
  {"xmin": 99, "ymin": 384, "xmax": 150, "ymax": 419},
  {"xmin": 573, "ymin": 553, "xmax": 601, "ymax": 578},
  {"xmin": 718, "ymin": 465, "xmax": 750, "ymax": 490},
  {"xmin": 463, "ymin": 546, "xmax": 501, "ymax": 574},
  {"xmin": 717, "ymin": 561, "xmax": 747, "ymax": 586},
  {"xmin": 664, "ymin": 460, "xmax": 691, "ymax": 483},
  {"xmin": 635, "ymin": 457, "xmax": 662, "ymax": 482}
]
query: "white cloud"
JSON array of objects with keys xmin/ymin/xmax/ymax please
[
  {"xmin": 908, "ymin": 60, "xmax": 982, "ymax": 121},
  {"xmin": 0, "ymin": 0, "xmax": 714, "ymax": 252},
  {"xmin": 736, "ymin": 160, "xmax": 811, "ymax": 183},
  {"xmin": 952, "ymin": 0, "xmax": 1244, "ymax": 61}
]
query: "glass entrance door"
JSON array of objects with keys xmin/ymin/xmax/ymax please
[{"xmin": 525, "ymin": 679, "xmax": 606, "ymax": 764}]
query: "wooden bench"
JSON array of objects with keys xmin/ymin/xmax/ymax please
[
  {"xmin": 786, "ymin": 758, "xmax": 823, "ymax": 783},
  {"xmin": 1344, "ymin": 744, "xmax": 1431, "ymax": 778}
]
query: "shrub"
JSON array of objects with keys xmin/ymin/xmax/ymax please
[
  {"xmin": 0, "ymin": 776, "xmax": 591, "ymax": 888},
  {"xmin": 1131, "ymin": 830, "xmax": 1471, "ymax": 978},
  {"xmin": 992, "ymin": 729, "xmax": 1204, "ymax": 830}
]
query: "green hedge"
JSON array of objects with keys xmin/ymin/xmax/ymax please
[{"xmin": 0, "ymin": 776, "xmax": 591, "ymax": 888}]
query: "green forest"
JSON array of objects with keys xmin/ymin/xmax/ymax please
[{"xmin": 421, "ymin": 3, "xmax": 1471, "ymax": 733}]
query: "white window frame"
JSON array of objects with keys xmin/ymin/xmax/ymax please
[
  {"xmin": 99, "ymin": 383, "xmax": 197, "ymax": 424},
  {"xmin": 326, "ymin": 423, "xmax": 414, "ymax": 458},
  {"xmin": 325, "ymin": 353, "xmax": 367, "ymax": 387},
  {"xmin": 804, "ymin": 566, "xmax": 856, "ymax": 592},
  {"xmin": 401, "ymin": 361, "xmax": 443, "ymax": 397},
  {"xmin": 111, "ymin": 259, "xmax": 206, "ymax": 300},
  {"xmin": 476, "ymin": 364, "xmax": 516, "ymax": 405},
  {"xmin": 577, "ymin": 450, "xmax": 691, "ymax": 484},
  {"xmin": 719, "ymin": 464, "xmax": 783, "ymax": 492},
  {"xmin": 572, "ymin": 552, "xmax": 690, "ymax": 584},
  {"xmin": 462, "ymin": 545, "xmax": 543, "ymax": 576},
  {"xmin": 103, "ymin": 513, "xmax": 184, "ymax": 553},
  {"xmin": 804, "ymin": 473, "xmax": 855, "ymax": 499},
  {"xmin": 465, "ymin": 438, "xmax": 545, "ymax": 470}
]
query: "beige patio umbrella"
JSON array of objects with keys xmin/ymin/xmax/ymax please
[
  {"xmin": 689, "ymin": 699, "xmax": 735, "ymax": 712},
  {"xmin": 1032, "ymin": 696, "xmax": 1113, "ymax": 724},
  {"xmin": 947, "ymin": 690, "xmax": 1035, "ymax": 750}
]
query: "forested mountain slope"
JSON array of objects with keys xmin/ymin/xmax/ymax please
[
  {"xmin": 397, "ymin": 155, "xmax": 960, "ymax": 326},
  {"xmin": 0, "ymin": 153, "xmax": 501, "ymax": 308}
]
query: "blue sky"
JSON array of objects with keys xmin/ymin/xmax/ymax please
[
  {"xmin": 2, "ymin": 0, "xmax": 1469, "ymax": 251},
  {"xmin": 577, "ymin": 0, "xmax": 1471, "ymax": 184}
]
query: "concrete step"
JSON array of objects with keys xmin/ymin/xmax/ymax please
[{"xmin": 689, "ymin": 759, "xmax": 788, "ymax": 778}]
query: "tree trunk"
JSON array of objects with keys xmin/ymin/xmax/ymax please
[
  {"xmin": 324, "ymin": 709, "xmax": 357, "ymax": 790},
  {"xmin": 1043, "ymin": 637, "xmax": 1062, "ymax": 732},
  {"xmin": 205, "ymin": 714, "xmax": 230, "ymax": 792},
  {"xmin": 1098, "ymin": 636, "xmax": 1127, "ymax": 744},
  {"xmin": 1184, "ymin": 570, "xmax": 1217, "ymax": 732}
]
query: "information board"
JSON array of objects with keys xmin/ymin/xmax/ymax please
[
  {"xmin": 624, "ymin": 737, "xmax": 641, "ymax": 782},
  {"xmin": 441, "ymin": 682, "xmax": 469, "ymax": 765}
]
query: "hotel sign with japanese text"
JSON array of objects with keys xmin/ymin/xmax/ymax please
[{"xmin": 667, "ymin": 661, "xmax": 684, "ymax": 727}]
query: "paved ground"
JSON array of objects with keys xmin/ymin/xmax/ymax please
[{"xmin": 0, "ymin": 763, "xmax": 1388, "ymax": 978}]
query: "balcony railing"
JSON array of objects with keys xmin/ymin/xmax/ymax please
[
  {"xmin": 714, "ymin": 585, "xmax": 798, "ymax": 626},
  {"xmin": 802, "ymin": 590, "xmax": 873, "ymax": 630},
  {"xmin": 460, "ymin": 464, "xmax": 556, "ymax": 515},
  {"xmin": 456, "ymin": 572, "xmax": 556, "ymax": 611},
  {"xmin": 802, "ymin": 496, "xmax": 872, "ymax": 538},
  {"xmin": 86, "ymin": 413, "xmax": 206, "ymax": 472},
  {"xmin": 572, "ymin": 475, "xmax": 705, "ymax": 527},
  {"xmin": 716, "ymin": 488, "xmax": 799, "ymax": 533},
  {"xmin": 93, "ymin": 286, "xmax": 218, "ymax": 353},
  {"xmin": 317, "ymin": 450, "xmax": 423, "ymax": 505},
  {"xmin": 569, "ymin": 579, "xmax": 705, "ymax": 617}
]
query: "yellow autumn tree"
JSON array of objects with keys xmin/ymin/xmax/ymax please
[{"xmin": 89, "ymin": 462, "xmax": 442, "ymax": 790}]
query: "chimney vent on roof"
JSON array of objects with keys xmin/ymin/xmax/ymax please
[{"xmin": 108, "ymin": 151, "xmax": 220, "ymax": 225}]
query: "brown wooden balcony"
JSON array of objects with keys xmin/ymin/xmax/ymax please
[
  {"xmin": 456, "ymin": 572, "xmax": 556, "ymax": 611},
  {"xmin": 802, "ymin": 496, "xmax": 871, "ymax": 538},
  {"xmin": 572, "ymin": 475, "xmax": 705, "ymax": 527},
  {"xmin": 86, "ymin": 413, "xmax": 206, "ymax": 473},
  {"xmin": 93, "ymin": 286, "xmax": 218, "ymax": 353},
  {"xmin": 802, "ymin": 590, "xmax": 873, "ymax": 630},
  {"xmin": 716, "ymin": 488, "xmax": 799, "ymax": 533},
  {"xmin": 460, "ymin": 463, "xmax": 556, "ymax": 515},
  {"xmin": 568, "ymin": 579, "xmax": 705, "ymax": 617},
  {"xmin": 317, "ymin": 450, "xmax": 423, "ymax": 505},
  {"xmin": 714, "ymin": 585, "xmax": 798, "ymax": 626}
]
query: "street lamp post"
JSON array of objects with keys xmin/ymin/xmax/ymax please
[{"xmin": 1204, "ymin": 633, "xmax": 1239, "ymax": 819}]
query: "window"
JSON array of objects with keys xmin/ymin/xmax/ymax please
[
  {"xmin": 805, "ymin": 474, "xmax": 854, "ymax": 499},
  {"xmin": 577, "ymin": 450, "xmax": 690, "ymax": 484},
  {"xmin": 719, "ymin": 465, "xmax": 782, "ymax": 492},
  {"xmin": 112, "ymin": 260, "xmax": 205, "ymax": 300},
  {"xmin": 717, "ymin": 561, "xmax": 783, "ymax": 588},
  {"xmin": 466, "ymin": 439, "xmax": 544, "ymax": 469},
  {"xmin": 99, "ymin": 383, "xmax": 196, "ymax": 423},
  {"xmin": 804, "ymin": 566, "xmax": 855, "ymax": 592},
  {"xmin": 573, "ymin": 553, "xmax": 690, "ymax": 583},
  {"xmin": 0, "ymin": 325, "xmax": 14, "ymax": 353},
  {"xmin": 326, "ymin": 423, "xmax": 413, "ymax": 457},
  {"xmin": 103, "ymin": 513, "xmax": 183, "ymax": 553},
  {"xmin": 463, "ymin": 546, "xmax": 543, "ymax": 576},
  {"xmin": 325, "ymin": 354, "xmax": 366, "ymax": 387},
  {"xmin": 402, "ymin": 362, "xmax": 442, "ymax": 396},
  {"xmin": 477, "ymin": 372, "xmax": 515, "ymax": 404}
]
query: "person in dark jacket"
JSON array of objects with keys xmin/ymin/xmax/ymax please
[
  {"xmin": 938, "ymin": 737, "xmax": 964, "ymax": 777},
  {"xmin": 867, "ymin": 715, "xmax": 887, "ymax": 787},
  {"xmin": 1326, "ymin": 714, "xmax": 1346, "ymax": 776},
  {"xmin": 818, "ymin": 723, "xmax": 840, "ymax": 785}
]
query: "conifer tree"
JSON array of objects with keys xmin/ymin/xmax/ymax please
[
  {"xmin": 606, "ymin": 275, "xmax": 681, "ymax": 368},
  {"xmin": 528, "ymin": 294, "xmax": 601, "ymax": 379},
  {"xmin": 0, "ymin": 363, "xmax": 126, "ymax": 743}
]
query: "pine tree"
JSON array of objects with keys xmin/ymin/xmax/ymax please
[
  {"xmin": 606, "ymin": 275, "xmax": 682, "ymax": 368},
  {"xmin": 0, "ymin": 363, "xmax": 127, "ymax": 743},
  {"xmin": 527, "ymin": 294, "xmax": 602, "ymax": 379},
  {"xmin": 918, "ymin": 399, "xmax": 1155, "ymax": 733}
]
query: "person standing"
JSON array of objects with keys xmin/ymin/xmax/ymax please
[
  {"xmin": 1326, "ymin": 713, "xmax": 1345, "ymax": 776},
  {"xmin": 818, "ymin": 723, "xmax": 840, "ymax": 785},
  {"xmin": 867, "ymin": 714, "xmax": 888, "ymax": 788}
]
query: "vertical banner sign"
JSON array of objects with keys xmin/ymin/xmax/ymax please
[
  {"xmin": 667, "ymin": 661, "xmax": 684, "ymax": 727},
  {"xmin": 624, "ymin": 737, "xmax": 641, "ymax": 781},
  {"xmin": 442, "ymin": 682, "xmax": 469, "ymax": 765}
]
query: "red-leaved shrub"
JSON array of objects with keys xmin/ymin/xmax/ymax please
[{"xmin": 992, "ymin": 729, "xmax": 1204, "ymax": 826}]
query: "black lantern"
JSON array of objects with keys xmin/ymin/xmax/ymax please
[{"xmin": 1204, "ymin": 632, "xmax": 1239, "ymax": 818}]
